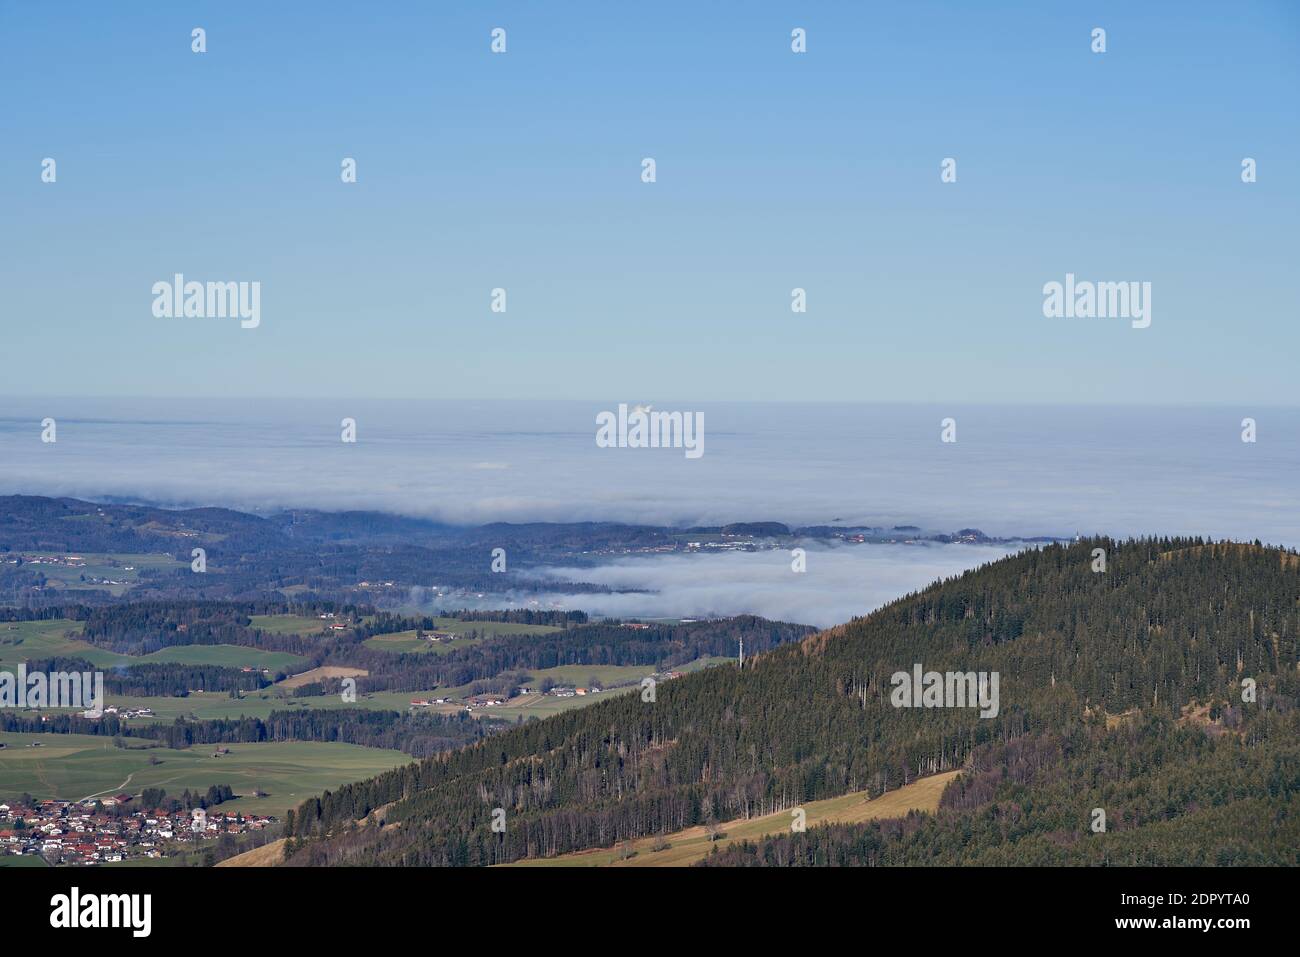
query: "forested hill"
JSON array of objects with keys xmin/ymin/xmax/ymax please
[{"xmin": 284, "ymin": 538, "xmax": 1300, "ymax": 866}]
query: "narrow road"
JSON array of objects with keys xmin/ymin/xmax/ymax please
[{"xmin": 78, "ymin": 771, "xmax": 135, "ymax": 804}]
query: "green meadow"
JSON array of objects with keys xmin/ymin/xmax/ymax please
[
  {"xmin": 83, "ymin": 686, "xmax": 452, "ymax": 723},
  {"xmin": 248, "ymin": 614, "xmax": 330, "ymax": 636},
  {"xmin": 0, "ymin": 620, "xmax": 307, "ymax": 673},
  {"xmin": 490, "ymin": 687, "xmax": 637, "ymax": 719},
  {"xmin": 0, "ymin": 854, "xmax": 49, "ymax": 867},
  {"xmin": 523, "ymin": 657, "xmax": 728, "ymax": 688},
  {"xmin": 481, "ymin": 658, "xmax": 729, "ymax": 718},
  {"xmin": 0, "ymin": 730, "xmax": 411, "ymax": 817},
  {"xmin": 363, "ymin": 618, "xmax": 562, "ymax": 655},
  {"xmin": 130, "ymin": 645, "xmax": 306, "ymax": 672},
  {"xmin": 363, "ymin": 630, "xmax": 462, "ymax": 655},
  {"xmin": 249, "ymin": 613, "xmax": 380, "ymax": 636},
  {"xmin": 431, "ymin": 617, "xmax": 562, "ymax": 638}
]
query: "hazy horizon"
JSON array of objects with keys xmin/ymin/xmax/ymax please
[{"xmin": 5, "ymin": 393, "xmax": 1300, "ymax": 408}]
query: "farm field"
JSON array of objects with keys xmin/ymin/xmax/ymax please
[
  {"xmin": 363, "ymin": 630, "xmax": 463, "ymax": 655},
  {"xmin": 416, "ymin": 664, "xmax": 650, "ymax": 712},
  {"xmin": 249, "ymin": 614, "xmax": 330, "ymax": 636},
  {"xmin": 490, "ymin": 688, "xmax": 635, "ymax": 718},
  {"xmin": 136, "ymin": 645, "xmax": 307, "ymax": 672},
  {"xmin": 503, "ymin": 770, "xmax": 962, "ymax": 867},
  {"xmin": 363, "ymin": 618, "xmax": 563, "ymax": 655},
  {"xmin": 424, "ymin": 617, "xmax": 562, "ymax": 638},
  {"xmin": 271, "ymin": 687, "xmax": 450, "ymax": 715},
  {"xmin": 71, "ymin": 686, "xmax": 454, "ymax": 723},
  {"xmin": 0, "ymin": 730, "xmax": 412, "ymax": 817},
  {"xmin": 0, "ymin": 619, "xmax": 307, "ymax": 673},
  {"xmin": 426, "ymin": 657, "xmax": 730, "ymax": 719},
  {"xmin": 278, "ymin": 665, "xmax": 368, "ymax": 690},
  {"xmin": 525, "ymin": 663, "xmax": 651, "ymax": 687},
  {"xmin": 50, "ymin": 691, "xmax": 279, "ymax": 723},
  {"xmin": 250, "ymin": 614, "xmax": 378, "ymax": 636},
  {"xmin": 0, "ymin": 619, "xmax": 143, "ymax": 668},
  {"xmin": 523, "ymin": 656, "xmax": 728, "ymax": 689},
  {"xmin": 0, "ymin": 853, "xmax": 49, "ymax": 867}
]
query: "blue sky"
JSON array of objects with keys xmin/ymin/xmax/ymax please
[{"xmin": 2, "ymin": 1, "xmax": 1297, "ymax": 404}]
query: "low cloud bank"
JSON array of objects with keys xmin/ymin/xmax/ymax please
[
  {"xmin": 524, "ymin": 541, "xmax": 1023, "ymax": 629},
  {"xmin": 3, "ymin": 398, "xmax": 1297, "ymax": 544}
]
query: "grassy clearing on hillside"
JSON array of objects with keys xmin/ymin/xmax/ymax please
[
  {"xmin": 0, "ymin": 730, "xmax": 411, "ymax": 817},
  {"xmin": 527, "ymin": 663, "xmax": 653, "ymax": 687},
  {"xmin": 215, "ymin": 838, "xmax": 286, "ymax": 867},
  {"xmin": 491, "ymin": 688, "xmax": 635, "ymax": 718},
  {"xmin": 279, "ymin": 666, "xmax": 368, "ymax": 690},
  {"xmin": 504, "ymin": 770, "xmax": 962, "ymax": 867},
  {"xmin": 524, "ymin": 657, "xmax": 728, "ymax": 689}
]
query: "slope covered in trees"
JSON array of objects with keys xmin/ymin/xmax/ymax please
[
  {"xmin": 283, "ymin": 538, "xmax": 1299, "ymax": 866},
  {"xmin": 699, "ymin": 716, "xmax": 1299, "ymax": 866}
]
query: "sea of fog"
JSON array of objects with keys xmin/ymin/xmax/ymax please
[
  {"xmin": 3, "ymin": 397, "xmax": 1293, "ymax": 627},
  {"xmin": 1, "ymin": 398, "xmax": 1294, "ymax": 543},
  {"xmin": 513, "ymin": 540, "xmax": 1023, "ymax": 629}
]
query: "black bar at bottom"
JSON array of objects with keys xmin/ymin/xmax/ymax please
[{"xmin": 4, "ymin": 864, "xmax": 1278, "ymax": 945}]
